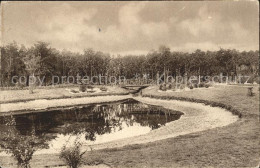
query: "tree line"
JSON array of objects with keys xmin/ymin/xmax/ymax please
[{"xmin": 0, "ymin": 41, "xmax": 259, "ymax": 86}]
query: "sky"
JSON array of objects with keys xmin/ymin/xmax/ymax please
[{"xmin": 1, "ymin": 1, "xmax": 259, "ymax": 55}]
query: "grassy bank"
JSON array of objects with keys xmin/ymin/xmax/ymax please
[
  {"xmin": 142, "ymin": 85, "xmax": 259, "ymax": 118},
  {"xmin": 0, "ymin": 86, "xmax": 129, "ymax": 104}
]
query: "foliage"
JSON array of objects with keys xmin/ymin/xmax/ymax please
[
  {"xmin": 100, "ymin": 86, "xmax": 107, "ymax": 92},
  {"xmin": 87, "ymin": 85, "xmax": 94, "ymax": 90},
  {"xmin": 167, "ymin": 84, "xmax": 172, "ymax": 90},
  {"xmin": 198, "ymin": 83, "xmax": 205, "ymax": 88},
  {"xmin": 0, "ymin": 42, "xmax": 259, "ymax": 87},
  {"xmin": 158, "ymin": 84, "xmax": 167, "ymax": 91},
  {"xmin": 179, "ymin": 84, "xmax": 185, "ymax": 90},
  {"xmin": 59, "ymin": 136, "xmax": 87, "ymax": 168},
  {"xmin": 0, "ymin": 115, "xmax": 48, "ymax": 168},
  {"xmin": 79, "ymin": 84, "xmax": 86, "ymax": 92},
  {"xmin": 247, "ymin": 87, "xmax": 254, "ymax": 96}
]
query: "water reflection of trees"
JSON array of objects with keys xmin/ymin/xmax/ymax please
[{"xmin": 0, "ymin": 99, "xmax": 183, "ymax": 144}]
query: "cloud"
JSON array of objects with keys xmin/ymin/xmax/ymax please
[
  {"xmin": 178, "ymin": 5, "xmax": 218, "ymax": 37},
  {"xmin": 1, "ymin": 1, "xmax": 259, "ymax": 55}
]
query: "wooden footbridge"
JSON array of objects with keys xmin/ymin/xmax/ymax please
[{"xmin": 121, "ymin": 84, "xmax": 151, "ymax": 94}]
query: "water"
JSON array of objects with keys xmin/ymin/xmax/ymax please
[{"xmin": 0, "ymin": 99, "xmax": 183, "ymax": 154}]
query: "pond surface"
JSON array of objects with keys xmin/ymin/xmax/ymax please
[{"xmin": 0, "ymin": 99, "xmax": 183, "ymax": 154}]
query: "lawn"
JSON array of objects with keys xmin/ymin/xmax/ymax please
[{"xmin": 0, "ymin": 85, "xmax": 129, "ymax": 104}]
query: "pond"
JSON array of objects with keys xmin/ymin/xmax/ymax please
[{"xmin": 0, "ymin": 99, "xmax": 183, "ymax": 154}]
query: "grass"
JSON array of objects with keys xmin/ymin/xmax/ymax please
[
  {"xmin": 85, "ymin": 85, "xmax": 260, "ymax": 167},
  {"xmin": 0, "ymin": 84, "xmax": 259, "ymax": 167},
  {"xmin": 0, "ymin": 86, "xmax": 129, "ymax": 104}
]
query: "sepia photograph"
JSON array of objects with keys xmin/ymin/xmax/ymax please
[{"xmin": 0, "ymin": 1, "xmax": 259, "ymax": 168}]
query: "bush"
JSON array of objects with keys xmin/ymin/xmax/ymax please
[
  {"xmin": 198, "ymin": 83, "xmax": 205, "ymax": 88},
  {"xmin": 87, "ymin": 85, "xmax": 94, "ymax": 90},
  {"xmin": 60, "ymin": 138, "xmax": 87, "ymax": 168},
  {"xmin": 205, "ymin": 84, "xmax": 210, "ymax": 88},
  {"xmin": 79, "ymin": 84, "xmax": 86, "ymax": 92},
  {"xmin": 189, "ymin": 85, "xmax": 194, "ymax": 89},
  {"xmin": 159, "ymin": 84, "xmax": 167, "ymax": 91},
  {"xmin": 71, "ymin": 89, "xmax": 79, "ymax": 93},
  {"xmin": 167, "ymin": 84, "xmax": 172, "ymax": 90},
  {"xmin": 16, "ymin": 82, "xmax": 25, "ymax": 89},
  {"xmin": 161, "ymin": 86, "xmax": 167, "ymax": 91},
  {"xmin": 1, "ymin": 115, "xmax": 48, "ymax": 168},
  {"xmin": 179, "ymin": 84, "xmax": 185, "ymax": 90},
  {"xmin": 159, "ymin": 84, "xmax": 163, "ymax": 90},
  {"xmin": 100, "ymin": 86, "xmax": 107, "ymax": 92},
  {"xmin": 247, "ymin": 87, "xmax": 254, "ymax": 97}
]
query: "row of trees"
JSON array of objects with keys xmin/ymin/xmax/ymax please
[{"xmin": 0, "ymin": 41, "xmax": 259, "ymax": 86}]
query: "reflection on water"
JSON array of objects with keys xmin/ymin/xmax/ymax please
[{"xmin": 0, "ymin": 99, "xmax": 183, "ymax": 154}]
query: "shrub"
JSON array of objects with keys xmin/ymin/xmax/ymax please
[
  {"xmin": 59, "ymin": 138, "xmax": 87, "ymax": 168},
  {"xmin": 189, "ymin": 85, "xmax": 194, "ymax": 89},
  {"xmin": 16, "ymin": 82, "xmax": 25, "ymax": 89},
  {"xmin": 171, "ymin": 83, "xmax": 176, "ymax": 90},
  {"xmin": 205, "ymin": 84, "xmax": 210, "ymax": 88},
  {"xmin": 162, "ymin": 84, "xmax": 167, "ymax": 91},
  {"xmin": 1, "ymin": 115, "xmax": 47, "ymax": 168},
  {"xmin": 79, "ymin": 84, "xmax": 86, "ymax": 92},
  {"xmin": 159, "ymin": 84, "xmax": 163, "ymax": 90},
  {"xmin": 87, "ymin": 85, "xmax": 94, "ymax": 90},
  {"xmin": 247, "ymin": 87, "xmax": 254, "ymax": 96},
  {"xmin": 176, "ymin": 83, "xmax": 181, "ymax": 89},
  {"xmin": 161, "ymin": 86, "xmax": 167, "ymax": 91},
  {"xmin": 167, "ymin": 84, "xmax": 172, "ymax": 90},
  {"xmin": 198, "ymin": 83, "xmax": 205, "ymax": 88},
  {"xmin": 159, "ymin": 84, "xmax": 166, "ymax": 91},
  {"xmin": 180, "ymin": 84, "xmax": 185, "ymax": 90},
  {"xmin": 71, "ymin": 89, "xmax": 79, "ymax": 93},
  {"xmin": 100, "ymin": 86, "xmax": 107, "ymax": 92}
]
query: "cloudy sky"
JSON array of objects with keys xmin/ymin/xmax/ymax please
[{"xmin": 1, "ymin": 1, "xmax": 259, "ymax": 55}]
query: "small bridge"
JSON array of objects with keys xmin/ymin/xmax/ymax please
[{"xmin": 121, "ymin": 84, "xmax": 150, "ymax": 94}]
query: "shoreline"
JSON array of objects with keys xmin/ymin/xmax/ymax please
[{"xmin": 0, "ymin": 95, "xmax": 238, "ymax": 156}]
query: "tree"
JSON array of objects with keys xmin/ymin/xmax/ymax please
[{"xmin": 23, "ymin": 49, "xmax": 41, "ymax": 93}]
